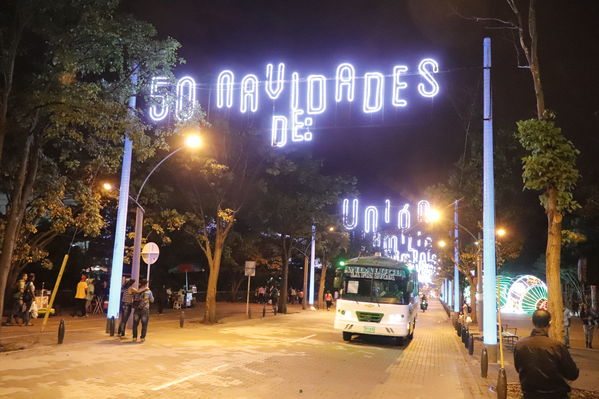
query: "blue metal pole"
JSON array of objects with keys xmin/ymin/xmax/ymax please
[
  {"xmin": 107, "ymin": 72, "xmax": 137, "ymax": 319},
  {"xmin": 482, "ymin": 37, "xmax": 498, "ymax": 351},
  {"xmin": 308, "ymin": 224, "xmax": 316, "ymax": 305},
  {"xmin": 448, "ymin": 280, "xmax": 452, "ymax": 309},
  {"xmin": 454, "ymin": 200, "xmax": 460, "ymax": 312}
]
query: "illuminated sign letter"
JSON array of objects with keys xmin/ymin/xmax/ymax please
[
  {"xmin": 398, "ymin": 204, "xmax": 411, "ymax": 230},
  {"xmin": 417, "ymin": 58, "xmax": 440, "ymax": 98},
  {"xmin": 335, "ymin": 63, "xmax": 355, "ymax": 102},
  {"xmin": 384, "ymin": 199, "xmax": 391, "ymax": 224},
  {"xmin": 291, "ymin": 72, "xmax": 300, "ymax": 109},
  {"xmin": 149, "ymin": 77, "xmax": 169, "ymax": 121},
  {"xmin": 175, "ymin": 76, "xmax": 196, "ymax": 121},
  {"xmin": 306, "ymin": 75, "xmax": 326, "ymax": 115},
  {"xmin": 265, "ymin": 63, "xmax": 285, "ymax": 100},
  {"xmin": 363, "ymin": 72, "xmax": 384, "ymax": 113},
  {"xmin": 271, "ymin": 115, "xmax": 288, "ymax": 147},
  {"xmin": 417, "ymin": 200, "xmax": 430, "ymax": 222},
  {"xmin": 392, "ymin": 65, "xmax": 408, "ymax": 107},
  {"xmin": 240, "ymin": 74, "xmax": 259, "ymax": 113},
  {"xmin": 216, "ymin": 70, "xmax": 234, "ymax": 109},
  {"xmin": 364, "ymin": 206, "xmax": 378, "ymax": 233},
  {"xmin": 342, "ymin": 199, "xmax": 359, "ymax": 230},
  {"xmin": 291, "ymin": 109, "xmax": 313, "ymax": 142}
]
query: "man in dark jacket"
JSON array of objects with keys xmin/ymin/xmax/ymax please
[{"xmin": 514, "ymin": 309, "xmax": 579, "ymax": 399}]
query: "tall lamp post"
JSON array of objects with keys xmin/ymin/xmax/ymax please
[{"xmin": 106, "ymin": 133, "xmax": 202, "ymax": 316}]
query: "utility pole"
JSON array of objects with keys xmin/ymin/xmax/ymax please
[
  {"xmin": 454, "ymin": 200, "xmax": 460, "ymax": 313},
  {"xmin": 482, "ymin": 37, "xmax": 498, "ymax": 363},
  {"xmin": 107, "ymin": 71, "xmax": 137, "ymax": 319}
]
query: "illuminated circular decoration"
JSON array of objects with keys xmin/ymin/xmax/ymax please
[
  {"xmin": 497, "ymin": 275, "xmax": 514, "ymax": 309},
  {"xmin": 504, "ymin": 275, "xmax": 548, "ymax": 315}
]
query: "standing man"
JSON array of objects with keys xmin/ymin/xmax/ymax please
[
  {"xmin": 132, "ymin": 279, "xmax": 154, "ymax": 343},
  {"xmin": 514, "ymin": 310, "xmax": 579, "ymax": 399},
  {"xmin": 73, "ymin": 275, "xmax": 88, "ymax": 317},
  {"xmin": 6, "ymin": 273, "xmax": 28, "ymax": 325},
  {"xmin": 563, "ymin": 305, "xmax": 572, "ymax": 348},
  {"xmin": 22, "ymin": 273, "xmax": 36, "ymax": 326}
]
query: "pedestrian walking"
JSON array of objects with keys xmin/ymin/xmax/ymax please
[
  {"xmin": 325, "ymin": 291, "xmax": 333, "ymax": 311},
  {"xmin": 22, "ymin": 273, "xmax": 36, "ymax": 326},
  {"xmin": 270, "ymin": 286, "xmax": 279, "ymax": 314},
  {"xmin": 334, "ymin": 290, "xmax": 339, "ymax": 303},
  {"xmin": 298, "ymin": 290, "xmax": 304, "ymax": 305},
  {"xmin": 132, "ymin": 279, "xmax": 154, "ymax": 343},
  {"xmin": 6, "ymin": 273, "xmax": 28, "ymax": 325},
  {"xmin": 514, "ymin": 309, "xmax": 579, "ymax": 399},
  {"xmin": 258, "ymin": 286, "xmax": 266, "ymax": 304},
  {"xmin": 563, "ymin": 305, "xmax": 572, "ymax": 348},
  {"xmin": 580, "ymin": 303, "xmax": 597, "ymax": 349},
  {"xmin": 290, "ymin": 287, "xmax": 297, "ymax": 304},
  {"xmin": 73, "ymin": 275, "xmax": 88, "ymax": 317},
  {"xmin": 117, "ymin": 279, "xmax": 136, "ymax": 337}
]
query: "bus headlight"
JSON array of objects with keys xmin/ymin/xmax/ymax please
[
  {"xmin": 388, "ymin": 314, "xmax": 405, "ymax": 324},
  {"xmin": 338, "ymin": 309, "xmax": 356, "ymax": 321}
]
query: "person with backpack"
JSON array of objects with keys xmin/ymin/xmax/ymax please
[
  {"xmin": 5, "ymin": 273, "xmax": 28, "ymax": 325},
  {"xmin": 132, "ymin": 279, "xmax": 154, "ymax": 343},
  {"xmin": 22, "ymin": 273, "xmax": 36, "ymax": 326},
  {"xmin": 117, "ymin": 279, "xmax": 136, "ymax": 338}
]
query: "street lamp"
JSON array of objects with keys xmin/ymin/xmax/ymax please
[{"xmin": 106, "ymin": 132, "xmax": 202, "ymax": 317}]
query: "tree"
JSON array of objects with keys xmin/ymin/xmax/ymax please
[
  {"xmin": 516, "ymin": 117, "xmax": 580, "ymax": 340},
  {"xmin": 316, "ymin": 227, "xmax": 349, "ymax": 310},
  {"xmin": 164, "ymin": 121, "xmax": 266, "ymax": 323},
  {"xmin": 258, "ymin": 155, "xmax": 356, "ymax": 314},
  {"xmin": 0, "ymin": 0, "xmax": 181, "ymax": 322}
]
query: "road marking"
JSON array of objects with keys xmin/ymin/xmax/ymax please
[
  {"xmin": 151, "ymin": 364, "xmax": 228, "ymax": 391},
  {"xmin": 289, "ymin": 334, "xmax": 316, "ymax": 343}
]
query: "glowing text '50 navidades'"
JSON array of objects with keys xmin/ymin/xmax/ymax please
[{"xmin": 149, "ymin": 59, "xmax": 440, "ymax": 147}]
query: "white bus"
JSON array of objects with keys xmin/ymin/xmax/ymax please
[{"xmin": 333, "ymin": 255, "xmax": 418, "ymax": 345}]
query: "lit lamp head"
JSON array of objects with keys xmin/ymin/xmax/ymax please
[
  {"xmin": 427, "ymin": 208, "xmax": 441, "ymax": 223},
  {"xmin": 437, "ymin": 240, "xmax": 447, "ymax": 248},
  {"xmin": 102, "ymin": 182, "xmax": 113, "ymax": 191},
  {"xmin": 328, "ymin": 226, "xmax": 335, "ymax": 232},
  {"xmin": 496, "ymin": 227, "xmax": 507, "ymax": 238},
  {"xmin": 184, "ymin": 133, "xmax": 202, "ymax": 149}
]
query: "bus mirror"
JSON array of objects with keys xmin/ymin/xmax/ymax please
[{"xmin": 334, "ymin": 277, "xmax": 342, "ymax": 290}]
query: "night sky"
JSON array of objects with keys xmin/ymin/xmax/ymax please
[{"xmin": 124, "ymin": 0, "xmax": 599, "ymax": 235}]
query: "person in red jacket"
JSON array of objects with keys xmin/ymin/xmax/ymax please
[{"xmin": 514, "ymin": 310, "xmax": 579, "ymax": 399}]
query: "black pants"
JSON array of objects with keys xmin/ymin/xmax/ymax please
[
  {"xmin": 74, "ymin": 298, "xmax": 86, "ymax": 316},
  {"xmin": 133, "ymin": 308, "xmax": 150, "ymax": 339},
  {"xmin": 118, "ymin": 304, "xmax": 133, "ymax": 336}
]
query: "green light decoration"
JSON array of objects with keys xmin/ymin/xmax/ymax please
[
  {"xmin": 497, "ymin": 275, "xmax": 514, "ymax": 309},
  {"xmin": 463, "ymin": 286, "xmax": 471, "ymax": 305},
  {"xmin": 503, "ymin": 275, "xmax": 548, "ymax": 315}
]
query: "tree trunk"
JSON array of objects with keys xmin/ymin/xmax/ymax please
[
  {"xmin": 0, "ymin": 135, "xmax": 37, "ymax": 327},
  {"xmin": 302, "ymin": 255, "xmax": 309, "ymax": 310},
  {"xmin": 204, "ymin": 245, "xmax": 223, "ymax": 324},
  {"xmin": 278, "ymin": 236, "xmax": 291, "ymax": 314},
  {"xmin": 230, "ymin": 276, "xmax": 243, "ymax": 302},
  {"xmin": 317, "ymin": 254, "xmax": 327, "ymax": 310},
  {"xmin": 469, "ymin": 278, "xmax": 477, "ymax": 324},
  {"xmin": 546, "ymin": 188, "xmax": 564, "ymax": 341}
]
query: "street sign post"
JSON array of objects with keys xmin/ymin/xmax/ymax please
[
  {"xmin": 245, "ymin": 261, "xmax": 256, "ymax": 316},
  {"xmin": 141, "ymin": 242, "xmax": 160, "ymax": 282}
]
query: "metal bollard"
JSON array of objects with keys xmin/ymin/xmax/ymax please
[
  {"xmin": 109, "ymin": 317, "xmax": 115, "ymax": 336},
  {"xmin": 468, "ymin": 333, "xmax": 474, "ymax": 355},
  {"xmin": 248, "ymin": 308, "xmax": 252, "ymax": 319},
  {"xmin": 496, "ymin": 368, "xmax": 507, "ymax": 399},
  {"xmin": 457, "ymin": 323, "xmax": 462, "ymax": 337},
  {"xmin": 262, "ymin": 305, "xmax": 266, "ymax": 318},
  {"xmin": 464, "ymin": 330, "xmax": 469, "ymax": 347},
  {"xmin": 481, "ymin": 347, "xmax": 488, "ymax": 378},
  {"xmin": 180, "ymin": 310, "xmax": 185, "ymax": 328},
  {"xmin": 105, "ymin": 318, "xmax": 110, "ymax": 334},
  {"xmin": 58, "ymin": 319, "xmax": 65, "ymax": 344}
]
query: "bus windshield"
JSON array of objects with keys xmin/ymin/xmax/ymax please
[{"xmin": 341, "ymin": 265, "xmax": 413, "ymax": 305}]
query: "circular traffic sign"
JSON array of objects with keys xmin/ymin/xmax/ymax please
[{"xmin": 141, "ymin": 242, "xmax": 160, "ymax": 265}]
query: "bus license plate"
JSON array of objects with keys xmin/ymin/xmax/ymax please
[{"xmin": 363, "ymin": 326, "xmax": 375, "ymax": 333}]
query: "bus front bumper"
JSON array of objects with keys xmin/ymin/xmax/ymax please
[{"xmin": 334, "ymin": 319, "xmax": 410, "ymax": 337}]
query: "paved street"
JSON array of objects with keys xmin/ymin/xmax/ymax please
[{"xmin": 0, "ymin": 300, "xmax": 493, "ymax": 399}]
